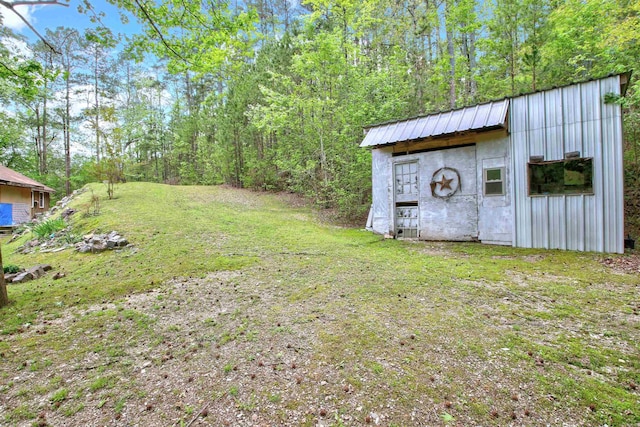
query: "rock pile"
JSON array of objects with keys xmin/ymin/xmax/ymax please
[
  {"xmin": 61, "ymin": 208, "xmax": 77, "ymax": 219},
  {"xmin": 75, "ymin": 231, "xmax": 130, "ymax": 253},
  {"xmin": 4, "ymin": 264, "xmax": 52, "ymax": 284},
  {"xmin": 17, "ymin": 231, "xmax": 73, "ymax": 254},
  {"xmin": 50, "ymin": 188, "xmax": 85, "ymax": 213}
]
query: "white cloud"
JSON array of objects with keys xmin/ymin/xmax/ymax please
[
  {"xmin": 1, "ymin": 35, "xmax": 30, "ymax": 57},
  {"xmin": 0, "ymin": 4, "xmax": 37, "ymax": 32}
]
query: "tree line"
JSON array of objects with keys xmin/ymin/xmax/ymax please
[{"xmin": 0, "ymin": 0, "xmax": 638, "ymax": 224}]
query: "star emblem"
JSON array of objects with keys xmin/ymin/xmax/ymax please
[
  {"xmin": 436, "ymin": 175, "xmax": 454, "ymax": 190},
  {"xmin": 430, "ymin": 167, "xmax": 461, "ymax": 199}
]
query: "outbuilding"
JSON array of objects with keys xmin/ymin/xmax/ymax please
[
  {"xmin": 0, "ymin": 165, "xmax": 55, "ymax": 226},
  {"xmin": 361, "ymin": 73, "xmax": 629, "ymax": 253}
]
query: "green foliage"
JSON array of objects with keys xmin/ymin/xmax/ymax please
[
  {"xmin": 3, "ymin": 264, "xmax": 20, "ymax": 274},
  {"xmin": 50, "ymin": 388, "xmax": 68, "ymax": 404},
  {"xmin": 2, "ymin": 0, "xmax": 640, "ymax": 223},
  {"xmin": 32, "ymin": 218, "xmax": 66, "ymax": 239},
  {"xmin": 89, "ymin": 377, "xmax": 111, "ymax": 392},
  {"xmin": 120, "ymin": 0, "xmax": 636, "ymax": 222}
]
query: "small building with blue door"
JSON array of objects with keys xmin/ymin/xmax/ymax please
[{"xmin": 0, "ymin": 165, "xmax": 55, "ymax": 226}]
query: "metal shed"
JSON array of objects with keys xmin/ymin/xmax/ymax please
[{"xmin": 361, "ymin": 73, "xmax": 629, "ymax": 253}]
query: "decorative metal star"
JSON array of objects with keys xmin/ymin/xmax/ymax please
[{"xmin": 436, "ymin": 175, "xmax": 454, "ymax": 190}]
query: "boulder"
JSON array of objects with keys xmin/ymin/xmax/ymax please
[
  {"xmin": 8, "ymin": 264, "xmax": 53, "ymax": 284},
  {"xmin": 76, "ymin": 231, "xmax": 130, "ymax": 253},
  {"xmin": 12, "ymin": 271, "xmax": 34, "ymax": 284},
  {"xmin": 28, "ymin": 266, "xmax": 45, "ymax": 280},
  {"xmin": 61, "ymin": 208, "xmax": 77, "ymax": 219},
  {"xmin": 91, "ymin": 241, "xmax": 108, "ymax": 253},
  {"xmin": 106, "ymin": 231, "xmax": 128, "ymax": 249},
  {"xmin": 76, "ymin": 243, "xmax": 93, "ymax": 253}
]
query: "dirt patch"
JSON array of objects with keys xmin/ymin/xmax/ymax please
[
  {"xmin": 4, "ymin": 261, "xmax": 630, "ymax": 427},
  {"xmin": 491, "ymin": 254, "xmax": 545, "ymax": 263},
  {"xmin": 601, "ymin": 253, "xmax": 640, "ymax": 274}
]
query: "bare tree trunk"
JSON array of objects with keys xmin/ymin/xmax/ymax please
[
  {"xmin": 184, "ymin": 71, "xmax": 193, "ymax": 115},
  {"xmin": 460, "ymin": 32, "xmax": 469, "ymax": 104},
  {"xmin": 0, "ymin": 246, "xmax": 8, "ymax": 308},
  {"xmin": 94, "ymin": 49, "xmax": 101, "ymax": 163},
  {"xmin": 319, "ymin": 126, "xmax": 328, "ymax": 187},
  {"xmin": 282, "ymin": 0, "xmax": 290, "ymax": 30},
  {"xmin": 233, "ymin": 127, "xmax": 243, "ymax": 187},
  {"xmin": 65, "ymin": 75, "xmax": 71, "ymax": 196},
  {"xmin": 341, "ymin": 5, "xmax": 349, "ymax": 62},
  {"xmin": 35, "ymin": 107, "xmax": 43, "ymax": 173},
  {"xmin": 42, "ymin": 77, "xmax": 48, "ymax": 174},
  {"xmin": 510, "ymin": 26, "xmax": 517, "ymax": 95},
  {"xmin": 445, "ymin": 0, "xmax": 456, "ymax": 109},
  {"xmin": 469, "ymin": 30, "xmax": 477, "ymax": 101}
]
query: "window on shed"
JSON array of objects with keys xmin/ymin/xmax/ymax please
[
  {"xmin": 484, "ymin": 167, "xmax": 504, "ymax": 195},
  {"xmin": 528, "ymin": 158, "xmax": 593, "ymax": 195},
  {"xmin": 39, "ymin": 192, "xmax": 45, "ymax": 208},
  {"xmin": 395, "ymin": 203, "xmax": 418, "ymax": 239},
  {"xmin": 394, "ymin": 162, "xmax": 418, "ymax": 196}
]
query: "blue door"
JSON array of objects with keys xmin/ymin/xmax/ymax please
[{"xmin": 0, "ymin": 203, "xmax": 12, "ymax": 226}]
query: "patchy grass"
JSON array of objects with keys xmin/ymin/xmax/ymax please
[{"xmin": 0, "ymin": 182, "xmax": 638, "ymax": 426}]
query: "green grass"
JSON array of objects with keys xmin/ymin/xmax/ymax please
[
  {"xmin": 0, "ymin": 182, "xmax": 638, "ymax": 426},
  {"xmin": 89, "ymin": 376, "xmax": 112, "ymax": 392},
  {"xmin": 30, "ymin": 217, "xmax": 67, "ymax": 239},
  {"xmin": 50, "ymin": 388, "xmax": 68, "ymax": 404}
]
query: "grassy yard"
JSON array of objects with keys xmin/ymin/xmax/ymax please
[{"xmin": 0, "ymin": 182, "xmax": 638, "ymax": 426}]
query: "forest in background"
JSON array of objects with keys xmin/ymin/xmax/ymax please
[{"xmin": 0, "ymin": 0, "xmax": 639, "ymax": 228}]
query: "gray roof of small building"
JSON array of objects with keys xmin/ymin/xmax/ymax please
[{"xmin": 360, "ymin": 99, "xmax": 510, "ymax": 148}]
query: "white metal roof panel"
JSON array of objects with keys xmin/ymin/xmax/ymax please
[{"xmin": 360, "ymin": 99, "xmax": 510, "ymax": 148}]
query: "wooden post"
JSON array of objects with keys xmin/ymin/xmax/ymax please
[{"xmin": 0, "ymin": 245, "xmax": 8, "ymax": 307}]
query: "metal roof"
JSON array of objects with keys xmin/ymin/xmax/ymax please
[
  {"xmin": 0, "ymin": 164, "xmax": 55, "ymax": 193},
  {"xmin": 360, "ymin": 99, "xmax": 510, "ymax": 148}
]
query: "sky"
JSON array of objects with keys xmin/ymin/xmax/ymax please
[
  {"xmin": 0, "ymin": 1, "xmax": 148, "ymax": 157},
  {"xmin": 0, "ymin": 0, "xmax": 141, "ymax": 42}
]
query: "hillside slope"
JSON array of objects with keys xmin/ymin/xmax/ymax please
[{"xmin": 1, "ymin": 183, "xmax": 638, "ymax": 426}]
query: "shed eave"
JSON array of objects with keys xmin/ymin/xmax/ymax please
[
  {"xmin": 360, "ymin": 99, "xmax": 510, "ymax": 148},
  {"xmin": 361, "ymin": 124, "xmax": 508, "ymax": 149}
]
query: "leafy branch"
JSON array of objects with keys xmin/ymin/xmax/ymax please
[{"xmin": 0, "ymin": 0, "xmax": 69, "ymax": 54}]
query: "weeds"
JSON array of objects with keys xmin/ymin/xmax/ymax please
[
  {"xmin": 31, "ymin": 218, "xmax": 66, "ymax": 239},
  {"xmin": 50, "ymin": 388, "xmax": 68, "ymax": 404},
  {"xmin": 83, "ymin": 190, "xmax": 101, "ymax": 217},
  {"xmin": 89, "ymin": 377, "xmax": 111, "ymax": 392}
]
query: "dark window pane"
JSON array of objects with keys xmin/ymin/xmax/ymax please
[
  {"xmin": 486, "ymin": 168, "xmax": 502, "ymax": 181},
  {"xmin": 529, "ymin": 162, "xmax": 564, "ymax": 194},
  {"xmin": 485, "ymin": 181, "xmax": 504, "ymax": 195},
  {"xmin": 528, "ymin": 158, "xmax": 593, "ymax": 195},
  {"xmin": 564, "ymin": 158, "xmax": 593, "ymax": 193}
]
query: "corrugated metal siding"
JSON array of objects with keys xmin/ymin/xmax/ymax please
[
  {"xmin": 361, "ymin": 99, "xmax": 509, "ymax": 148},
  {"xmin": 601, "ymin": 76, "xmax": 625, "ymax": 253},
  {"xmin": 566, "ymin": 196, "xmax": 584, "ymax": 251},
  {"xmin": 511, "ymin": 75, "xmax": 624, "ymax": 253},
  {"xmin": 371, "ymin": 149, "xmax": 392, "ymax": 235}
]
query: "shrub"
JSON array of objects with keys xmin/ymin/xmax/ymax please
[
  {"xmin": 32, "ymin": 218, "xmax": 66, "ymax": 239},
  {"xmin": 3, "ymin": 264, "xmax": 20, "ymax": 274}
]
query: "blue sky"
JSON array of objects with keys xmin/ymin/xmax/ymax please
[{"xmin": 1, "ymin": 0, "xmax": 140, "ymax": 41}]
